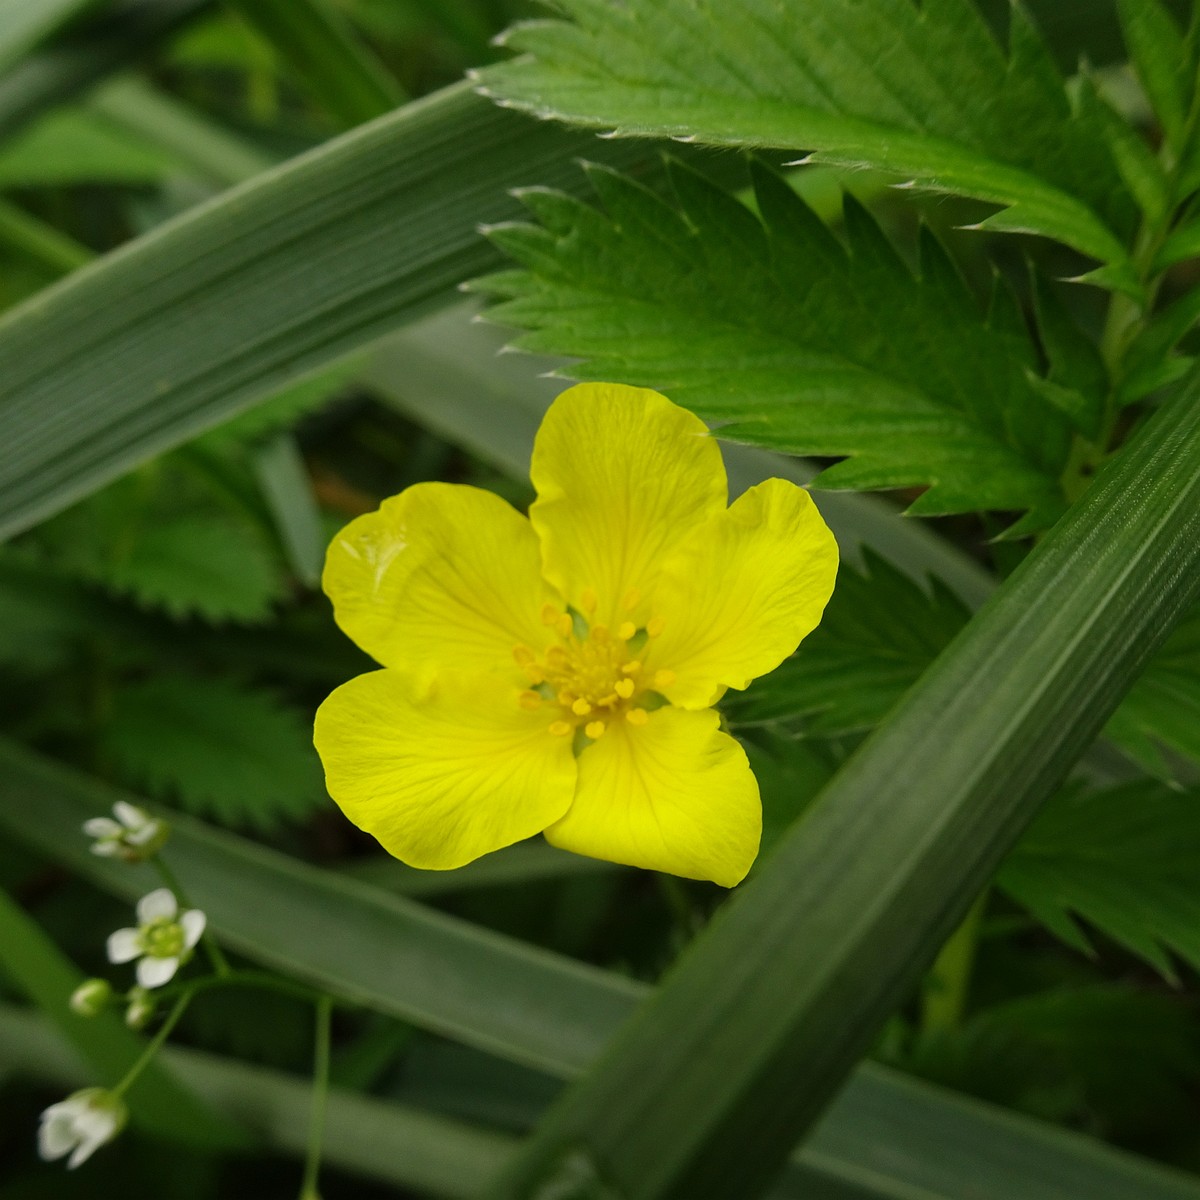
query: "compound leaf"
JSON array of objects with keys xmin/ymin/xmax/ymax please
[
  {"xmin": 997, "ymin": 780, "xmax": 1200, "ymax": 978},
  {"xmin": 100, "ymin": 675, "xmax": 325, "ymax": 831},
  {"xmin": 477, "ymin": 0, "xmax": 1136, "ymax": 271},
  {"xmin": 476, "ymin": 160, "xmax": 1073, "ymax": 521}
]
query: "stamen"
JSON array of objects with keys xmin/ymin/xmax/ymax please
[
  {"xmin": 555, "ymin": 612, "xmax": 574, "ymax": 637},
  {"xmin": 513, "ymin": 645, "xmax": 536, "ymax": 665},
  {"xmin": 614, "ymin": 678, "xmax": 636, "ymax": 699},
  {"xmin": 654, "ymin": 669, "xmax": 676, "ymax": 688},
  {"xmin": 523, "ymin": 664, "xmax": 545, "ymax": 684},
  {"xmin": 557, "ymin": 690, "xmax": 577, "ymax": 707},
  {"xmin": 626, "ymin": 708, "xmax": 649, "ymax": 726},
  {"xmin": 541, "ymin": 602, "xmax": 561, "ymax": 626},
  {"xmin": 585, "ymin": 720, "xmax": 606, "ymax": 739},
  {"xmin": 620, "ymin": 660, "xmax": 642, "ymax": 676},
  {"xmin": 646, "ymin": 616, "xmax": 666, "ymax": 637},
  {"xmin": 617, "ymin": 621, "xmax": 637, "ymax": 641},
  {"xmin": 580, "ymin": 588, "xmax": 598, "ymax": 614},
  {"xmin": 622, "ymin": 587, "xmax": 640, "ymax": 610},
  {"xmin": 549, "ymin": 720, "xmax": 572, "ymax": 737},
  {"xmin": 590, "ymin": 624, "xmax": 610, "ymax": 643},
  {"xmin": 545, "ymin": 646, "xmax": 568, "ymax": 667},
  {"xmin": 572, "ymin": 698, "xmax": 593, "ymax": 716},
  {"xmin": 518, "ymin": 690, "xmax": 543, "ymax": 711},
  {"xmin": 599, "ymin": 692, "xmax": 619, "ymax": 706}
]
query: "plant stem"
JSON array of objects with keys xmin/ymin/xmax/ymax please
[
  {"xmin": 113, "ymin": 990, "xmax": 191, "ymax": 1098},
  {"xmin": 299, "ymin": 995, "xmax": 333, "ymax": 1200},
  {"xmin": 153, "ymin": 857, "xmax": 231, "ymax": 977},
  {"xmin": 154, "ymin": 968, "xmax": 339, "ymax": 1009},
  {"xmin": 919, "ymin": 891, "xmax": 986, "ymax": 1036}
]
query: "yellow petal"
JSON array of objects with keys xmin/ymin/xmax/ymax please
[
  {"xmin": 648, "ymin": 479, "xmax": 839, "ymax": 708},
  {"xmin": 314, "ymin": 670, "xmax": 577, "ymax": 870},
  {"xmin": 545, "ymin": 707, "xmax": 760, "ymax": 887},
  {"xmin": 323, "ymin": 482, "xmax": 551, "ymax": 676},
  {"xmin": 529, "ymin": 383, "xmax": 727, "ymax": 624}
]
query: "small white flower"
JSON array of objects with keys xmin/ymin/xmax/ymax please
[
  {"xmin": 68, "ymin": 978, "xmax": 112, "ymax": 1017},
  {"xmin": 83, "ymin": 801, "xmax": 168, "ymax": 863},
  {"xmin": 106, "ymin": 888, "xmax": 206, "ymax": 989},
  {"xmin": 38, "ymin": 1088, "xmax": 126, "ymax": 1168}
]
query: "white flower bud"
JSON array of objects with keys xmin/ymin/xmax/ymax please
[
  {"xmin": 68, "ymin": 979, "xmax": 112, "ymax": 1017},
  {"xmin": 83, "ymin": 802, "xmax": 168, "ymax": 864}
]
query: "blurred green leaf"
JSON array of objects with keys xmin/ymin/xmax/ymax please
[
  {"xmin": 476, "ymin": 0, "xmax": 1136, "ymax": 272},
  {"xmin": 0, "ymin": 106, "xmax": 184, "ymax": 186},
  {"xmin": 0, "ymin": 0, "xmax": 212, "ymax": 143},
  {"xmin": 101, "ymin": 675, "xmax": 324, "ymax": 830},
  {"xmin": 0, "ymin": 0, "xmax": 96, "ymax": 73},
  {"xmin": 475, "ymin": 161, "xmax": 1072, "ymax": 521},
  {"xmin": 1117, "ymin": 0, "xmax": 1191, "ymax": 153},
  {"xmin": 251, "ymin": 434, "xmax": 323, "ymax": 587},
  {"xmin": 224, "ymin": 0, "xmax": 406, "ymax": 124},
  {"xmin": 998, "ymin": 780, "xmax": 1200, "ymax": 977},
  {"xmin": 1103, "ymin": 600, "xmax": 1200, "ymax": 779},
  {"xmin": 33, "ymin": 488, "xmax": 286, "ymax": 623}
]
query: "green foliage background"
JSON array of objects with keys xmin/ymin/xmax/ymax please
[{"xmin": 1, "ymin": 2, "xmax": 1200, "ymax": 1198}]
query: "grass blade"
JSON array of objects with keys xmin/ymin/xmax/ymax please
[{"xmin": 0, "ymin": 82, "xmax": 733, "ymax": 541}]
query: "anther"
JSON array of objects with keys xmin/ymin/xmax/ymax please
[
  {"xmin": 545, "ymin": 646, "xmax": 568, "ymax": 667},
  {"xmin": 580, "ymin": 588, "xmax": 598, "ymax": 614},
  {"xmin": 626, "ymin": 708, "xmax": 649, "ymax": 726},
  {"xmin": 599, "ymin": 693, "xmax": 619, "ymax": 706},
  {"xmin": 617, "ymin": 621, "xmax": 637, "ymax": 640},
  {"xmin": 549, "ymin": 720, "xmax": 573, "ymax": 737},
  {"xmin": 590, "ymin": 624, "xmax": 610, "ymax": 643},
  {"xmin": 557, "ymin": 690, "xmax": 576, "ymax": 707},
  {"xmin": 585, "ymin": 720, "xmax": 606, "ymax": 739},
  {"xmin": 646, "ymin": 616, "xmax": 666, "ymax": 637},
  {"xmin": 555, "ymin": 612, "xmax": 574, "ymax": 637},
  {"xmin": 654, "ymin": 669, "xmax": 676, "ymax": 688},
  {"xmin": 523, "ymin": 664, "xmax": 545, "ymax": 684},
  {"xmin": 615, "ymin": 678, "xmax": 636, "ymax": 699},
  {"xmin": 513, "ymin": 645, "xmax": 535, "ymax": 665},
  {"xmin": 518, "ymin": 690, "xmax": 543, "ymax": 710},
  {"xmin": 622, "ymin": 587, "xmax": 640, "ymax": 610},
  {"xmin": 541, "ymin": 602, "xmax": 561, "ymax": 626},
  {"xmin": 572, "ymin": 698, "xmax": 593, "ymax": 716},
  {"xmin": 620, "ymin": 660, "xmax": 642, "ymax": 676}
]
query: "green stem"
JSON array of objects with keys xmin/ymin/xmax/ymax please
[
  {"xmin": 299, "ymin": 995, "xmax": 333, "ymax": 1200},
  {"xmin": 920, "ymin": 891, "xmax": 986, "ymax": 1036},
  {"xmin": 112, "ymin": 990, "xmax": 191, "ymax": 1098},
  {"xmin": 154, "ymin": 968, "xmax": 338, "ymax": 1009},
  {"xmin": 153, "ymin": 858, "xmax": 231, "ymax": 977}
]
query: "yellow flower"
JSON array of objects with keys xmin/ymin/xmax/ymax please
[{"xmin": 314, "ymin": 383, "xmax": 838, "ymax": 886}]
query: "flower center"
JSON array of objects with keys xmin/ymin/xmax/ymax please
[
  {"xmin": 513, "ymin": 595, "xmax": 675, "ymax": 740},
  {"xmin": 139, "ymin": 918, "xmax": 184, "ymax": 959}
]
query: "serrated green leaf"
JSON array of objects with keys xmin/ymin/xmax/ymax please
[
  {"xmin": 725, "ymin": 551, "xmax": 970, "ymax": 735},
  {"xmin": 36, "ymin": 490, "xmax": 286, "ymax": 623},
  {"xmin": 998, "ymin": 780, "xmax": 1200, "ymax": 978},
  {"xmin": 1031, "ymin": 268, "xmax": 1109, "ymax": 436},
  {"xmin": 1103, "ymin": 600, "xmax": 1200, "ymax": 779},
  {"xmin": 477, "ymin": 0, "xmax": 1135, "ymax": 269},
  {"xmin": 1118, "ymin": 0, "xmax": 1191, "ymax": 153},
  {"xmin": 476, "ymin": 160, "xmax": 1072, "ymax": 519},
  {"xmin": 101, "ymin": 675, "xmax": 325, "ymax": 830},
  {"xmin": 907, "ymin": 984, "xmax": 1200, "ymax": 1131}
]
